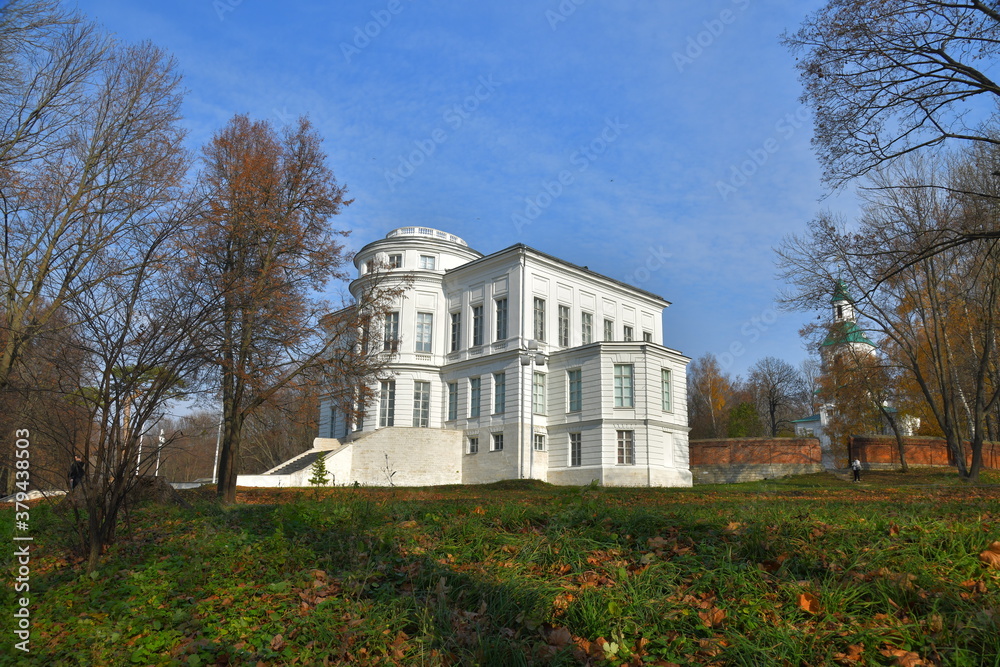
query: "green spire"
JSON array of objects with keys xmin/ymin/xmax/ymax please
[
  {"xmin": 821, "ymin": 320, "xmax": 876, "ymax": 348},
  {"xmin": 831, "ymin": 279, "xmax": 854, "ymax": 304}
]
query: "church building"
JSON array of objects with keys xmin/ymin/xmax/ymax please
[{"xmin": 240, "ymin": 226, "xmax": 692, "ymax": 488}]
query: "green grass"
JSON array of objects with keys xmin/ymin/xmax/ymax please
[{"xmin": 3, "ymin": 468, "xmax": 1000, "ymax": 666}]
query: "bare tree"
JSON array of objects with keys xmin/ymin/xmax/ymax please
[
  {"xmin": 778, "ymin": 148, "xmax": 1000, "ymax": 480},
  {"xmin": 783, "ymin": 0, "xmax": 1000, "ymax": 283},
  {"xmin": 799, "ymin": 356, "xmax": 823, "ymax": 415},
  {"xmin": 153, "ymin": 412, "xmax": 220, "ymax": 483},
  {"xmin": 1, "ymin": 5, "xmax": 189, "ymax": 497},
  {"xmin": 784, "ymin": 0, "xmax": 1000, "ymax": 189},
  {"xmin": 746, "ymin": 356, "xmax": 806, "ymax": 437},
  {"xmin": 240, "ymin": 384, "xmax": 319, "ymax": 474},
  {"xmin": 64, "ymin": 220, "xmax": 206, "ymax": 571},
  {"xmin": 1, "ymin": 6, "xmax": 187, "ymax": 392},
  {"xmin": 0, "ymin": 0, "xmax": 107, "ymax": 171}
]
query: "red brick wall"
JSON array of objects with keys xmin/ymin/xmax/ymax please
[
  {"xmin": 849, "ymin": 436, "xmax": 1000, "ymax": 469},
  {"xmin": 690, "ymin": 438, "xmax": 822, "ymax": 466}
]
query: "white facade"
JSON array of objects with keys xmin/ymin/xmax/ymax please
[{"xmin": 312, "ymin": 226, "xmax": 692, "ymax": 487}]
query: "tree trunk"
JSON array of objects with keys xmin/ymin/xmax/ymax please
[
  {"xmin": 968, "ymin": 433, "xmax": 983, "ymax": 482},
  {"xmin": 884, "ymin": 411, "xmax": 909, "ymax": 473},
  {"xmin": 217, "ymin": 410, "xmax": 244, "ymax": 504},
  {"xmin": 86, "ymin": 505, "xmax": 104, "ymax": 573}
]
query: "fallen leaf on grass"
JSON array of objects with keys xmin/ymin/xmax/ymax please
[
  {"xmin": 698, "ymin": 606, "xmax": 726, "ymax": 628},
  {"xmin": 696, "ymin": 637, "xmax": 726, "ymax": 657},
  {"xmin": 269, "ymin": 634, "xmax": 284, "ymax": 651},
  {"xmin": 888, "ymin": 573, "xmax": 918, "ymax": 590},
  {"xmin": 552, "ymin": 592, "xmax": 574, "ymax": 614},
  {"xmin": 925, "ymin": 614, "xmax": 944, "ymax": 633},
  {"xmin": 547, "ymin": 626, "xmax": 572, "ymax": 647},
  {"xmin": 959, "ymin": 579, "xmax": 987, "ymax": 595},
  {"xmin": 832, "ymin": 643, "xmax": 864, "ymax": 664},
  {"xmin": 879, "ymin": 648, "xmax": 926, "ymax": 666},
  {"xmin": 797, "ymin": 591, "xmax": 821, "ymax": 614},
  {"xmin": 647, "ymin": 536, "xmax": 670, "ymax": 550},
  {"xmin": 759, "ymin": 554, "xmax": 788, "ymax": 573},
  {"xmin": 978, "ymin": 541, "xmax": 1000, "ymax": 568},
  {"xmin": 723, "ymin": 521, "xmax": 743, "ymax": 535}
]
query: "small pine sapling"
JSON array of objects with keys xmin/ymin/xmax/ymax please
[{"xmin": 308, "ymin": 455, "xmax": 330, "ymax": 487}]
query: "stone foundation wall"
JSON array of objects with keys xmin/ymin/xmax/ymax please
[{"xmin": 691, "ymin": 463, "xmax": 825, "ymax": 485}]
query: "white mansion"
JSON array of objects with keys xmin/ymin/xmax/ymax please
[{"xmin": 240, "ymin": 227, "xmax": 692, "ymax": 488}]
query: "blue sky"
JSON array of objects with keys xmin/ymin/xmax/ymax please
[{"xmin": 74, "ymin": 0, "xmax": 857, "ymax": 379}]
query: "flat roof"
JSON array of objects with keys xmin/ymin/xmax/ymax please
[{"xmin": 447, "ymin": 243, "xmax": 671, "ymax": 306}]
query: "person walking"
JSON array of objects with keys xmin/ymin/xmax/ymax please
[
  {"xmin": 851, "ymin": 458, "xmax": 862, "ymax": 483},
  {"xmin": 69, "ymin": 455, "xmax": 86, "ymax": 490}
]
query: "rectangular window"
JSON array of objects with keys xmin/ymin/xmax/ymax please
[
  {"xmin": 416, "ymin": 312, "xmax": 433, "ymax": 353},
  {"xmin": 412, "ymin": 381, "xmax": 430, "ymax": 427},
  {"xmin": 447, "ymin": 382, "xmax": 458, "ymax": 421},
  {"xmin": 643, "ymin": 331, "xmax": 652, "ymax": 342},
  {"xmin": 570, "ymin": 433, "xmax": 582, "ymax": 467},
  {"xmin": 533, "ymin": 297, "xmax": 546, "ymax": 341},
  {"xmin": 568, "ymin": 369, "xmax": 582, "ymax": 412},
  {"xmin": 532, "ymin": 372, "xmax": 546, "ymax": 415},
  {"xmin": 494, "ymin": 372, "xmax": 506, "ymax": 413},
  {"xmin": 472, "ymin": 304, "xmax": 484, "ymax": 346},
  {"xmin": 604, "ymin": 318, "xmax": 614, "ymax": 342},
  {"xmin": 419, "ymin": 255, "xmax": 436, "ymax": 270},
  {"xmin": 388, "ymin": 253, "xmax": 402, "ymax": 268},
  {"xmin": 470, "ymin": 377, "xmax": 481, "ymax": 418},
  {"xmin": 468, "ymin": 437, "xmax": 479, "ymax": 454},
  {"xmin": 383, "ymin": 312, "xmax": 399, "ymax": 352},
  {"xmin": 534, "ymin": 433, "xmax": 546, "ymax": 451},
  {"xmin": 492, "ymin": 433, "xmax": 504, "ymax": 451},
  {"xmin": 558, "ymin": 305, "xmax": 570, "ymax": 347},
  {"xmin": 379, "ymin": 380, "xmax": 395, "ymax": 427},
  {"xmin": 581, "ymin": 312, "xmax": 593, "ymax": 344},
  {"xmin": 495, "ymin": 298, "xmax": 508, "ymax": 340},
  {"xmin": 617, "ymin": 430, "xmax": 635, "ymax": 465},
  {"xmin": 623, "ymin": 325, "xmax": 633, "ymax": 342},
  {"xmin": 661, "ymin": 368, "xmax": 672, "ymax": 412},
  {"xmin": 614, "ymin": 364, "xmax": 634, "ymax": 408},
  {"xmin": 450, "ymin": 312, "xmax": 461, "ymax": 352}
]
